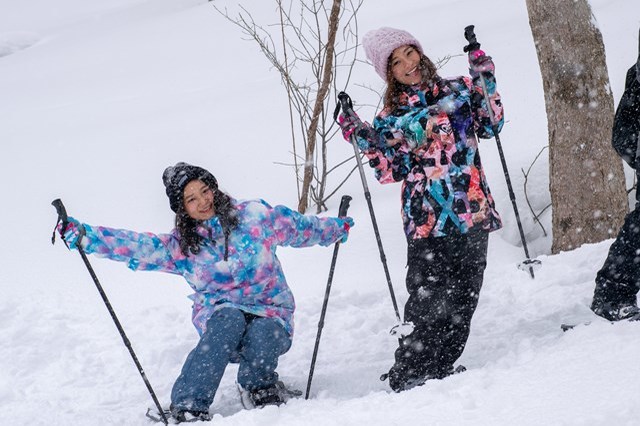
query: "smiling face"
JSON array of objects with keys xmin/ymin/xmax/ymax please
[
  {"xmin": 183, "ymin": 179, "xmax": 215, "ymax": 221},
  {"xmin": 389, "ymin": 45, "xmax": 422, "ymax": 86}
]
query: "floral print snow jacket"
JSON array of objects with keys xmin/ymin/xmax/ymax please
[
  {"xmin": 354, "ymin": 69, "xmax": 504, "ymax": 239},
  {"xmin": 79, "ymin": 199, "xmax": 347, "ymax": 337}
]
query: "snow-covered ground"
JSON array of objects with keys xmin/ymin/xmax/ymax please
[{"xmin": 1, "ymin": 0, "xmax": 639, "ymax": 425}]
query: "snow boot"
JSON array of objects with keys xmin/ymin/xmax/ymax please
[
  {"xmin": 146, "ymin": 405, "xmax": 211, "ymax": 424},
  {"xmin": 590, "ymin": 299, "xmax": 640, "ymax": 322},
  {"xmin": 381, "ymin": 364, "xmax": 466, "ymax": 392},
  {"xmin": 381, "ymin": 364, "xmax": 428, "ymax": 393},
  {"xmin": 238, "ymin": 381, "xmax": 302, "ymax": 409},
  {"xmin": 169, "ymin": 405, "xmax": 211, "ymax": 423},
  {"xmin": 250, "ymin": 386, "xmax": 285, "ymax": 407}
]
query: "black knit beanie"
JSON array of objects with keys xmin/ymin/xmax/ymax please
[{"xmin": 162, "ymin": 162, "xmax": 218, "ymax": 213}]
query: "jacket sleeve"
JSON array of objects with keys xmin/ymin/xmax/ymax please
[
  {"xmin": 81, "ymin": 224, "xmax": 182, "ymax": 274},
  {"xmin": 270, "ymin": 204, "xmax": 347, "ymax": 248},
  {"xmin": 343, "ymin": 114, "xmax": 417, "ymax": 185},
  {"xmin": 612, "ymin": 65, "xmax": 640, "ymax": 169},
  {"xmin": 467, "ymin": 60, "xmax": 504, "ymax": 138},
  {"xmin": 355, "ymin": 92, "xmax": 474, "ymax": 184}
]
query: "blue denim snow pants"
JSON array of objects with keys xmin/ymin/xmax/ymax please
[{"xmin": 170, "ymin": 307, "xmax": 292, "ymax": 412}]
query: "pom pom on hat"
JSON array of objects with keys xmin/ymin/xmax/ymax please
[
  {"xmin": 362, "ymin": 27, "xmax": 423, "ymax": 81},
  {"xmin": 162, "ymin": 162, "xmax": 218, "ymax": 213}
]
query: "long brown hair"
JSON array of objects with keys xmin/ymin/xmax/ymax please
[
  {"xmin": 175, "ymin": 187, "xmax": 239, "ymax": 256},
  {"xmin": 383, "ymin": 48, "xmax": 439, "ymax": 111}
]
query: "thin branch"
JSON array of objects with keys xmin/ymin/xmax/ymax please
[
  {"xmin": 213, "ymin": 0, "xmax": 362, "ymax": 213},
  {"xmin": 521, "ymin": 145, "xmax": 550, "ymax": 236},
  {"xmin": 277, "ymin": 0, "xmax": 301, "ymax": 200}
]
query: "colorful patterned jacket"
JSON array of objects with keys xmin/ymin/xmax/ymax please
[
  {"xmin": 354, "ymin": 68, "xmax": 504, "ymax": 239},
  {"xmin": 78, "ymin": 199, "xmax": 348, "ymax": 336}
]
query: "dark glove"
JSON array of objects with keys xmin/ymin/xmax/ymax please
[
  {"xmin": 338, "ymin": 216, "xmax": 354, "ymax": 243},
  {"xmin": 56, "ymin": 216, "xmax": 85, "ymax": 249},
  {"xmin": 468, "ymin": 49, "xmax": 495, "ymax": 77}
]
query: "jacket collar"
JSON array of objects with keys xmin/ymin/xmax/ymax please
[{"xmin": 196, "ymin": 216, "xmax": 223, "ymax": 241}]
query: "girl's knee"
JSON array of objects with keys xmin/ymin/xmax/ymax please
[
  {"xmin": 249, "ymin": 318, "xmax": 285, "ymax": 338},
  {"xmin": 245, "ymin": 318, "xmax": 291, "ymax": 352},
  {"xmin": 206, "ymin": 308, "xmax": 247, "ymax": 336}
]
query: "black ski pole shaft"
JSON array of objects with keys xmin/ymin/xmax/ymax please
[
  {"xmin": 305, "ymin": 195, "xmax": 352, "ymax": 400},
  {"xmin": 464, "ymin": 25, "xmax": 536, "ymax": 279},
  {"xmin": 51, "ymin": 199, "xmax": 169, "ymax": 425},
  {"xmin": 336, "ymin": 93, "xmax": 402, "ymax": 322}
]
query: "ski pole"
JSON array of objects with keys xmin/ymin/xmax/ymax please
[
  {"xmin": 51, "ymin": 199, "xmax": 168, "ymax": 425},
  {"xmin": 334, "ymin": 93, "xmax": 411, "ymax": 337},
  {"xmin": 463, "ymin": 25, "xmax": 541, "ymax": 279},
  {"xmin": 305, "ymin": 194, "xmax": 352, "ymax": 400}
]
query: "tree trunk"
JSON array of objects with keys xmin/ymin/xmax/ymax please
[
  {"xmin": 525, "ymin": 0, "xmax": 628, "ymax": 253},
  {"xmin": 297, "ymin": 0, "xmax": 342, "ymax": 213}
]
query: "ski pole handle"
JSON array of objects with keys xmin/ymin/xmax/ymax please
[
  {"xmin": 338, "ymin": 195, "xmax": 352, "ymax": 217},
  {"xmin": 51, "ymin": 198, "xmax": 69, "ymax": 246},
  {"xmin": 52, "ymin": 198, "xmax": 68, "ymax": 229},
  {"xmin": 463, "ymin": 25, "xmax": 481, "ymax": 53},
  {"xmin": 51, "ymin": 198, "xmax": 86, "ymax": 247},
  {"xmin": 337, "ymin": 91, "xmax": 355, "ymax": 118}
]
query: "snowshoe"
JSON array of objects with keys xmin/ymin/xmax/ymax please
[
  {"xmin": 380, "ymin": 364, "xmax": 466, "ymax": 392},
  {"xmin": 592, "ymin": 301, "xmax": 640, "ymax": 322},
  {"xmin": 145, "ymin": 406, "xmax": 211, "ymax": 424},
  {"xmin": 560, "ymin": 322, "xmax": 591, "ymax": 332},
  {"xmin": 237, "ymin": 381, "xmax": 302, "ymax": 409},
  {"xmin": 562, "ymin": 302, "xmax": 640, "ymax": 331}
]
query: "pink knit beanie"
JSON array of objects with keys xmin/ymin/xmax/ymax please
[{"xmin": 362, "ymin": 27, "xmax": 424, "ymax": 81}]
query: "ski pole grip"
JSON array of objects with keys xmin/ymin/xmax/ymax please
[
  {"xmin": 338, "ymin": 195, "xmax": 352, "ymax": 217},
  {"xmin": 337, "ymin": 91, "xmax": 354, "ymax": 116},
  {"xmin": 463, "ymin": 25, "xmax": 481, "ymax": 53},
  {"xmin": 52, "ymin": 198, "xmax": 68, "ymax": 228},
  {"xmin": 51, "ymin": 198, "xmax": 73, "ymax": 246}
]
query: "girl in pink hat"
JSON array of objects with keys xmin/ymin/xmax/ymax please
[{"xmin": 338, "ymin": 27, "xmax": 504, "ymax": 392}]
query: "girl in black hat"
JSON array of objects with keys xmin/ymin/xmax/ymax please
[{"xmin": 57, "ymin": 162, "xmax": 353, "ymax": 421}]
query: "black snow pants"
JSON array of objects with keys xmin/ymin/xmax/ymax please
[
  {"xmin": 591, "ymin": 62, "xmax": 640, "ymax": 312},
  {"xmin": 592, "ymin": 207, "xmax": 640, "ymax": 308},
  {"xmin": 391, "ymin": 228, "xmax": 488, "ymax": 383}
]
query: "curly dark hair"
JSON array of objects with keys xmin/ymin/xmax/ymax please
[
  {"xmin": 383, "ymin": 49, "xmax": 439, "ymax": 111},
  {"xmin": 175, "ymin": 187, "xmax": 239, "ymax": 257}
]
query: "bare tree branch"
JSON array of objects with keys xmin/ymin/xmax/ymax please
[
  {"xmin": 214, "ymin": 0, "xmax": 364, "ymax": 213},
  {"xmin": 297, "ymin": 0, "xmax": 342, "ymax": 213},
  {"xmin": 521, "ymin": 146, "xmax": 550, "ymax": 237}
]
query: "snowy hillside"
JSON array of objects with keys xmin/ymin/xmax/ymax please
[{"xmin": 1, "ymin": 0, "xmax": 639, "ymax": 425}]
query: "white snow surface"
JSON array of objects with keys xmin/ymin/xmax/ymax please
[{"xmin": 1, "ymin": 0, "xmax": 639, "ymax": 425}]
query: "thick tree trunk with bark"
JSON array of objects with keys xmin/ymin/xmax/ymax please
[{"xmin": 526, "ymin": 0, "xmax": 628, "ymax": 253}]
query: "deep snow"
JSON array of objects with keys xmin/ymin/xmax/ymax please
[{"xmin": 1, "ymin": 0, "xmax": 639, "ymax": 425}]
